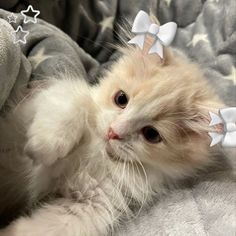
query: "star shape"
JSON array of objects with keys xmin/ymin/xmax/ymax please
[
  {"xmin": 164, "ymin": 0, "xmax": 172, "ymax": 7},
  {"xmin": 187, "ymin": 33, "xmax": 209, "ymax": 47},
  {"xmin": 7, "ymin": 13, "xmax": 17, "ymax": 23},
  {"xmin": 99, "ymin": 16, "xmax": 114, "ymax": 33},
  {"xmin": 11, "ymin": 26, "xmax": 29, "ymax": 44},
  {"xmin": 21, "ymin": 5, "xmax": 40, "ymax": 24},
  {"xmin": 223, "ymin": 66, "xmax": 236, "ymax": 85},
  {"xmin": 29, "ymin": 47, "xmax": 53, "ymax": 69}
]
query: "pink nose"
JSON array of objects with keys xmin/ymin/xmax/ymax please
[{"xmin": 107, "ymin": 127, "xmax": 120, "ymax": 140}]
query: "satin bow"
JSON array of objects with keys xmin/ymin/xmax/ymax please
[
  {"xmin": 128, "ymin": 10, "xmax": 177, "ymax": 58},
  {"xmin": 208, "ymin": 107, "xmax": 236, "ymax": 147}
]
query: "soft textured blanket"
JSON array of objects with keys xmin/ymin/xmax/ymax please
[{"xmin": 0, "ymin": 0, "xmax": 235, "ymax": 235}]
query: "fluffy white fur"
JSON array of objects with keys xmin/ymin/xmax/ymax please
[{"xmin": 0, "ymin": 42, "xmax": 222, "ymax": 235}]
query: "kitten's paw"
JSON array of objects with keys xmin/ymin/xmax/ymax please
[{"xmin": 24, "ymin": 134, "xmax": 70, "ymax": 166}]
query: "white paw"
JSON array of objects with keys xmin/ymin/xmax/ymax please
[{"xmin": 24, "ymin": 128, "xmax": 72, "ymax": 166}]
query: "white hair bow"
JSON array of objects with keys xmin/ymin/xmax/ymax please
[
  {"xmin": 208, "ymin": 107, "xmax": 236, "ymax": 147},
  {"xmin": 128, "ymin": 10, "xmax": 177, "ymax": 58}
]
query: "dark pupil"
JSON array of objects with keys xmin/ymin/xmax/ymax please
[
  {"xmin": 118, "ymin": 93, "xmax": 127, "ymax": 105},
  {"xmin": 142, "ymin": 127, "xmax": 160, "ymax": 143}
]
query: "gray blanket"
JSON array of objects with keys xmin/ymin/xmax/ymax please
[{"xmin": 0, "ymin": 0, "xmax": 235, "ymax": 235}]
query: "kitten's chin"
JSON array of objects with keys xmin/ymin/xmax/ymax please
[
  {"xmin": 105, "ymin": 144, "xmax": 123, "ymax": 163},
  {"xmin": 105, "ymin": 143, "xmax": 129, "ymax": 163}
]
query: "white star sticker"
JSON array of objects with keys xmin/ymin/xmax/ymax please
[
  {"xmin": 7, "ymin": 13, "xmax": 17, "ymax": 23},
  {"xmin": 187, "ymin": 33, "xmax": 209, "ymax": 47},
  {"xmin": 29, "ymin": 48, "xmax": 53, "ymax": 69},
  {"xmin": 164, "ymin": 0, "xmax": 172, "ymax": 7},
  {"xmin": 12, "ymin": 26, "xmax": 29, "ymax": 44},
  {"xmin": 223, "ymin": 66, "xmax": 236, "ymax": 85},
  {"xmin": 99, "ymin": 16, "xmax": 114, "ymax": 33},
  {"xmin": 21, "ymin": 5, "xmax": 40, "ymax": 24}
]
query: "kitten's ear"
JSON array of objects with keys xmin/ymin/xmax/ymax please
[
  {"xmin": 149, "ymin": 12, "xmax": 161, "ymax": 26},
  {"xmin": 162, "ymin": 47, "xmax": 175, "ymax": 65},
  {"xmin": 142, "ymin": 36, "xmax": 175, "ymax": 66},
  {"xmin": 149, "ymin": 12, "xmax": 175, "ymax": 66},
  {"xmin": 180, "ymin": 102, "xmax": 223, "ymax": 139}
]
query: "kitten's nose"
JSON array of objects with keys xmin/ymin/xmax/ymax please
[{"xmin": 107, "ymin": 127, "xmax": 121, "ymax": 140}]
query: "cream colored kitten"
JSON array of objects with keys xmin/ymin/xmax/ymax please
[{"xmin": 0, "ymin": 41, "xmax": 222, "ymax": 235}]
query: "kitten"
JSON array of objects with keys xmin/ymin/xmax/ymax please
[{"xmin": 0, "ymin": 35, "xmax": 222, "ymax": 235}]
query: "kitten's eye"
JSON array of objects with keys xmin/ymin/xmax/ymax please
[
  {"xmin": 114, "ymin": 90, "xmax": 128, "ymax": 109},
  {"xmin": 141, "ymin": 126, "xmax": 161, "ymax": 143}
]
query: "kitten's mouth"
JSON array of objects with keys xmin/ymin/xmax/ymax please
[{"xmin": 106, "ymin": 146, "xmax": 125, "ymax": 163}]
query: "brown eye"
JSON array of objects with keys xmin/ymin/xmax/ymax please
[
  {"xmin": 141, "ymin": 126, "xmax": 161, "ymax": 143},
  {"xmin": 114, "ymin": 90, "xmax": 128, "ymax": 109}
]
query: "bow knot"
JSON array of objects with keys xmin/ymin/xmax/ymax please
[
  {"xmin": 208, "ymin": 107, "xmax": 236, "ymax": 147},
  {"xmin": 226, "ymin": 122, "xmax": 236, "ymax": 132},
  {"xmin": 148, "ymin": 24, "xmax": 159, "ymax": 35},
  {"xmin": 128, "ymin": 10, "xmax": 177, "ymax": 58}
]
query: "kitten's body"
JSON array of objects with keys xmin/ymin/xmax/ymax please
[
  {"xmin": 0, "ymin": 44, "xmax": 222, "ymax": 235},
  {"xmin": 0, "ymin": 79, "xmax": 155, "ymax": 235}
]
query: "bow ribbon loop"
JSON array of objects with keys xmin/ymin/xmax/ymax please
[
  {"xmin": 208, "ymin": 107, "xmax": 236, "ymax": 147},
  {"xmin": 128, "ymin": 10, "xmax": 177, "ymax": 58}
]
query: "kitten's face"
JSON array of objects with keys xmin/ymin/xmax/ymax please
[{"xmin": 94, "ymin": 47, "xmax": 220, "ymax": 176}]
